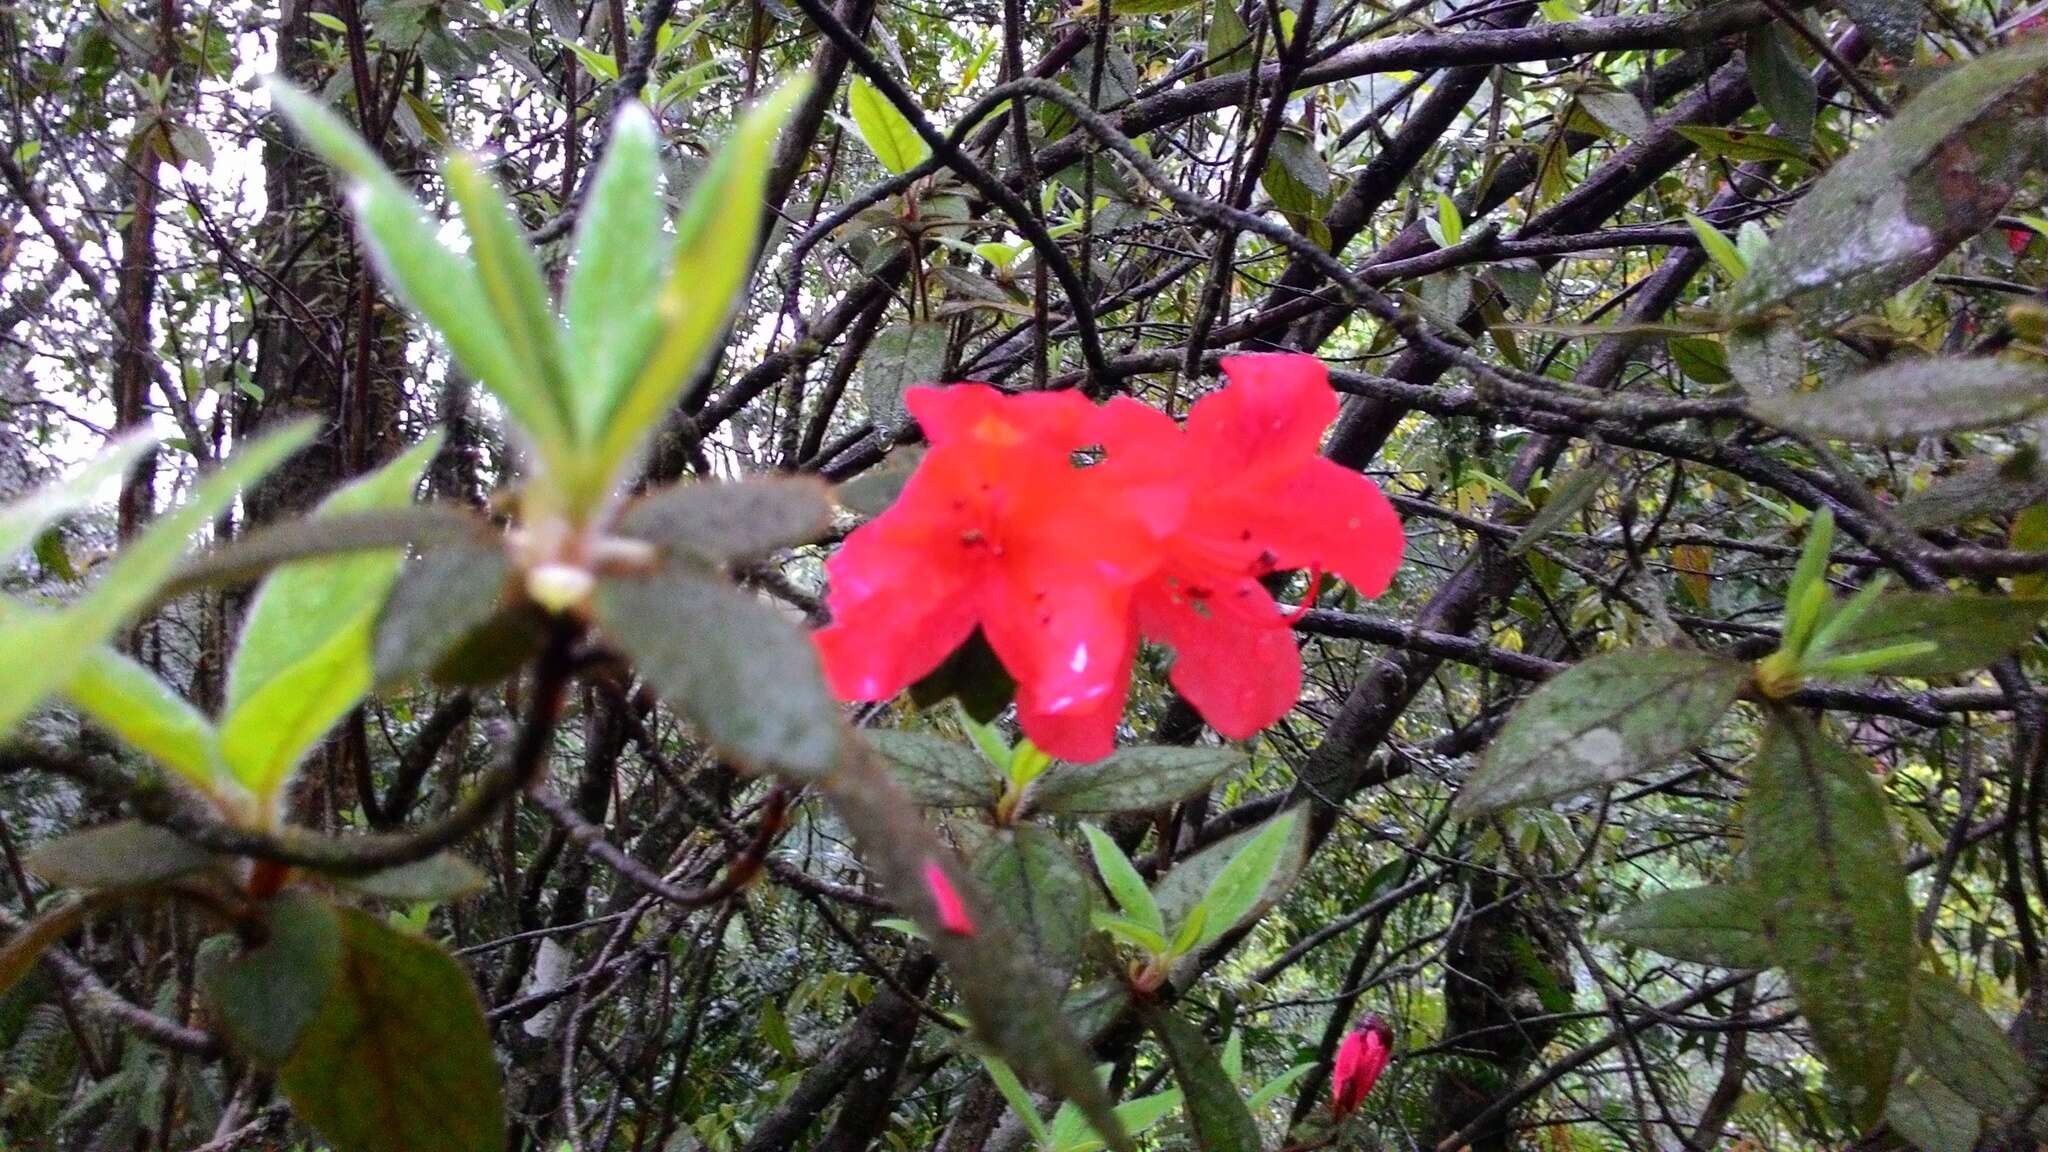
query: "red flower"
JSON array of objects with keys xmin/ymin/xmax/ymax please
[
  {"xmin": 1332, "ymin": 1014, "xmax": 1393, "ymax": 1118},
  {"xmin": 922, "ymin": 858, "xmax": 976, "ymax": 937},
  {"xmin": 813, "ymin": 355, "xmax": 1403, "ymax": 762},
  {"xmin": 1077, "ymin": 354, "xmax": 1404, "ymax": 746},
  {"xmin": 812, "ymin": 385, "xmax": 1165, "ymax": 744}
]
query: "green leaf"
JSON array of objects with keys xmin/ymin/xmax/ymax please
[
  {"xmin": 64, "ymin": 644, "xmax": 219, "ymax": 792},
  {"xmin": 617, "ymin": 476, "xmax": 834, "ymax": 567},
  {"xmin": 25, "ymin": 822, "xmax": 218, "ymax": 892},
  {"xmin": 1748, "ymin": 357, "xmax": 2048, "ymax": 442},
  {"xmin": 0, "ymin": 421, "xmax": 313, "ymax": 740},
  {"xmin": 1153, "ymin": 810, "xmax": 1307, "ymax": 949},
  {"xmin": 1261, "ymin": 129, "xmax": 1328, "ymax": 215},
  {"xmin": 1685, "ymin": 212, "xmax": 1747, "ymax": 279},
  {"xmin": 1456, "ymin": 649, "xmax": 1747, "ymax": 816},
  {"xmin": 1811, "ymin": 592, "xmax": 2045, "ymax": 678},
  {"xmin": 1904, "ymin": 971, "xmax": 2033, "ymax": 1121},
  {"xmin": 1205, "ymin": 0, "xmax": 1254, "ymax": 75},
  {"xmin": 983, "ymin": 1056, "xmax": 1055, "ymax": 1149},
  {"xmin": 1189, "ymin": 808, "xmax": 1297, "ymax": 949},
  {"xmin": 863, "ymin": 730, "xmax": 1004, "ymax": 808},
  {"xmin": 330, "ymin": 854, "xmax": 489, "ymax": 903},
  {"xmin": 1511, "ymin": 456, "xmax": 1613, "ymax": 557},
  {"xmin": 221, "ymin": 437, "xmax": 440, "ymax": 805},
  {"xmin": 445, "ymin": 156, "xmax": 574, "ymax": 443},
  {"xmin": 0, "ymin": 429, "xmax": 157, "ymax": 566},
  {"xmin": 1726, "ymin": 320, "xmax": 1803, "ymax": 398},
  {"xmin": 1746, "ymin": 24, "xmax": 1816, "ymax": 145},
  {"xmin": 0, "ymin": 900, "xmax": 94, "ymax": 997},
  {"xmin": 1675, "ymin": 125, "xmax": 1811, "ymax": 166},
  {"xmin": 862, "ymin": 322, "xmax": 950, "ymax": 427},
  {"xmin": 277, "ymin": 906, "xmax": 505, "ymax": 1152},
  {"xmin": 1092, "ymin": 911, "xmax": 1171, "ymax": 955},
  {"xmin": 1246, "ymin": 1063, "xmax": 1314, "ymax": 1112},
  {"xmin": 202, "ymin": 891, "xmax": 343, "ymax": 1066},
  {"xmin": 974, "ymin": 826, "xmax": 1093, "ymax": 985},
  {"xmin": 848, "ymin": 74, "xmax": 930, "ymax": 174},
  {"xmin": 374, "ymin": 535, "xmax": 529, "ymax": 687},
  {"xmin": 1734, "ymin": 39, "xmax": 2048, "ymax": 321},
  {"xmin": 1081, "ymin": 824, "xmax": 1163, "ymax": 937},
  {"xmin": 1748, "ymin": 709, "xmax": 1913, "ymax": 1124},
  {"xmin": 1145, "ymin": 1007, "xmax": 1263, "ymax": 1152},
  {"xmin": 588, "ymin": 81, "xmax": 808, "ymax": 499},
  {"xmin": 1887, "ymin": 1073, "xmax": 1981, "ymax": 1152},
  {"xmin": 1026, "ymin": 746, "xmax": 1244, "ymax": 816},
  {"xmin": 1578, "ymin": 88, "xmax": 1651, "ymax": 142},
  {"xmin": 564, "ymin": 102, "xmax": 670, "ymax": 440},
  {"xmin": 593, "ymin": 564, "xmax": 840, "ymax": 777},
  {"xmin": 1598, "ymin": 884, "xmax": 1772, "ymax": 968},
  {"xmin": 268, "ymin": 83, "xmax": 572, "ymax": 472},
  {"xmin": 563, "ymin": 40, "xmax": 619, "ymax": 80}
]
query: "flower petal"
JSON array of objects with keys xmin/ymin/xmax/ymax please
[
  {"xmin": 1190, "ymin": 354, "xmax": 1338, "ymax": 480},
  {"xmin": 1244, "ymin": 459, "xmax": 1406, "ymax": 597},
  {"xmin": 980, "ymin": 566, "xmax": 1137, "ymax": 718},
  {"xmin": 1136, "ymin": 576, "xmax": 1302, "ymax": 739}
]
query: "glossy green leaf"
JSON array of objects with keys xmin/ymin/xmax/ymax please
[
  {"xmin": 1456, "ymin": 649, "xmax": 1747, "ymax": 816},
  {"xmin": 203, "ymin": 891, "xmax": 343, "ymax": 1066},
  {"xmin": 1812, "ymin": 592, "xmax": 2045, "ymax": 678},
  {"xmin": 59, "ymin": 637, "xmax": 219, "ymax": 792},
  {"xmin": 1026, "ymin": 746, "xmax": 1244, "ymax": 816},
  {"xmin": 848, "ymin": 74, "xmax": 930, "ymax": 174},
  {"xmin": 593, "ymin": 564, "xmax": 840, "ymax": 777},
  {"xmin": 1685, "ymin": 212, "xmax": 1746, "ymax": 279},
  {"xmin": 974, "ymin": 825, "xmax": 1093, "ymax": 984},
  {"xmin": 1735, "ymin": 39, "xmax": 2048, "ymax": 321},
  {"xmin": 1146, "ymin": 1007, "xmax": 1262, "ymax": 1152},
  {"xmin": 1598, "ymin": 884, "xmax": 1772, "ymax": 968},
  {"xmin": 221, "ymin": 437, "xmax": 439, "ymax": 804},
  {"xmin": 0, "ymin": 421, "xmax": 313, "ymax": 740},
  {"xmin": 617, "ymin": 476, "xmax": 834, "ymax": 567},
  {"xmin": 25, "ymin": 821, "xmax": 217, "ymax": 892},
  {"xmin": 863, "ymin": 730, "xmax": 1003, "ymax": 808},
  {"xmin": 1748, "ymin": 357, "xmax": 2048, "ymax": 442},
  {"xmin": 1081, "ymin": 823, "xmax": 1163, "ymax": 937},
  {"xmin": 589, "ymin": 82, "xmax": 808, "ymax": 498},
  {"xmin": 0, "ymin": 429, "xmax": 157, "ymax": 566},
  {"xmin": 1748, "ymin": 709, "xmax": 1913, "ymax": 1124},
  {"xmin": 1904, "ymin": 971, "xmax": 2033, "ymax": 1122},
  {"xmin": 277, "ymin": 906, "xmax": 505, "ymax": 1152}
]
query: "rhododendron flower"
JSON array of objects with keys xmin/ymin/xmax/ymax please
[
  {"xmin": 922, "ymin": 858, "xmax": 976, "ymax": 936},
  {"xmin": 812, "ymin": 385, "xmax": 1168, "ymax": 739},
  {"xmin": 1332, "ymin": 1014, "xmax": 1394, "ymax": 1118},
  {"xmin": 814, "ymin": 354, "xmax": 1403, "ymax": 761}
]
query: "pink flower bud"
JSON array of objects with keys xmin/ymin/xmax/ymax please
[
  {"xmin": 1331, "ymin": 1014, "xmax": 1393, "ymax": 1119},
  {"xmin": 923, "ymin": 859, "xmax": 976, "ymax": 937}
]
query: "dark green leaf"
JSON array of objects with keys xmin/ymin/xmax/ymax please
[
  {"xmin": 1153, "ymin": 809, "xmax": 1307, "ymax": 948},
  {"xmin": 1205, "ymin": 0, "xmax": 1254, "ymax": 75},
  {"xmin": 1897, "ymin": 455, "xmax": 2048, "ymax": 528},
  {"xmin": 1887, "ymin": 1074, "xmax": 1981, "ymax": 1152},
  {"xmin": 1026, "ymin": 746, "xmax": 1244, "ymax": 816},
  {"xmin": 374, "ymin": 537, "xmax": 526, "ymax": 686},
  {"xmin": 1815, "ymin": 592, "xmax": 2045, "ymax": 677},
  {"xmin": 1748, "ymin": 357, "xmax": 2048, "ymax": 441},
  {"xmin": 1456, "ymin": 649, "xmax": 1747, "ymax": 816},
  {"xmin": 1669, "ymin": 335, "xmax": 1732, "ymax": 385},
  {"xmin": 202, "ymin": 891, "xmax": 343, "ymax": 1066},
  {"xmin": 331, "ymin": 854, "xmax": 489, "ymax": 903},
  {"xmin": 1904, "ymin": 971, "xmax": 2033, "ymax": 1121},
  {"xmin": 594, "ymin": 565, "xmax": 841, "ymax": 778},
  {"xmin": 1674, "ymin": 125, "xmax": 1811, "ymax": 166},
  {"xmin": 1746, "ymin": 24, "xmax": 1816, "ymax": 145},
  {"xmin": 1748, "ymin": 709, "xmax": 1913, "ymax": 1123},
  {"xmin": 163, "ymin": 505, "xmax": 491, "ymax": 602},
  {"xmin": 973, "ymin": 826, "xmax": 1093, "ymax": 985},
  {"xmin": 907, "ymin": 627, "xmax": 1016, "ymax": 722},
  {"xmin": 836, "ymin": 447, "xmax": 926, "ymax": 517},
  {"xmin": 278, "ymin": 907, "xmax": 505, "ymax": 1152},
  {"xmin": 26, "ymin": 822, "xmax": 218, "ymax": 892},
  {"xmin": 1726, "ymin": 320, "xmax": 1803, "ymax": 397},
  {"xmin": 1145, "ymin": 1006, "xmax": 1263, "ymax": 1152},
  {"xmin": 1579, "ymin": 88, "xmax": 1652, "ymax": 142},
  {"xmin": 618, "ymin": 476, "xmax": 834, "ymax": 566},
  {"xmin": 1261, "ymin": 130, "xmax": 1329, "ymax": 215},
  {"xmin": 1598, "ymin": 884, "xmax": 1772, "ymax": 968},
  {"xmin": 864, "ymin": 322, "xmax": 950, "ymax": 427},
  {"xmin": 863, "ymin": 730, "xmax": 1003, "ymax": 807},
  {"xmin": 1735, "ymin": 39, "xmax": 2048, "ymax": 321},
  {"xmin": 1064, "ymin": 978, "xmax": 1133, "ymax": 1044},
  {"xmin": 1511, "ymin": 457, "xmax": 1613, "ymax": 557}
]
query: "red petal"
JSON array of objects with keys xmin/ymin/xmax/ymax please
[
  {"xmin": 1261, "ymin": 459, "xmax": 1405, "ymax": 597},
  {"xmin": 1016, "ymin": 681, "xmax": 1127, "ymax": 763},
  {"xmin": 980, "ymin": 566, "xmax": 1137, "ymax": 718},
  {"xmin": 1137, "ymin": 576, "xmax": 1302, "ymax": 739},
  {"xmin": 1190, "ymin": 355, "xmax": 1338, "ymax": 481},
  {"xmin": 923, "ymin": 859, "xmax": 977, "ymax": 936},
  {"xmin": 907, "ymin": 383, "xmax": 1095, "ymax": 450}
]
